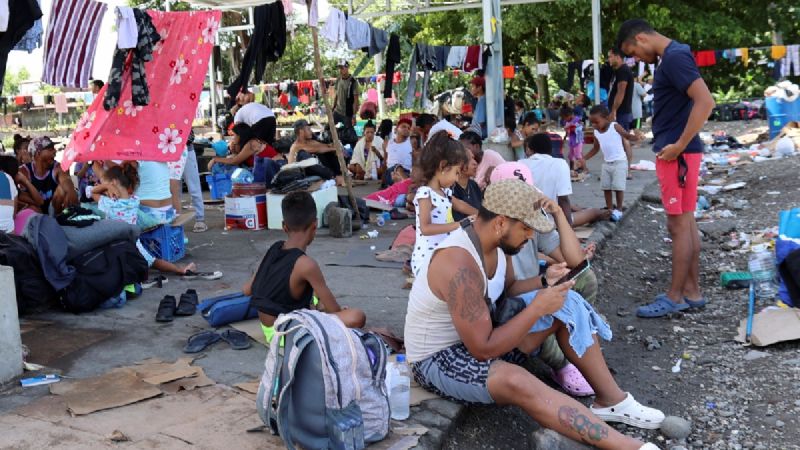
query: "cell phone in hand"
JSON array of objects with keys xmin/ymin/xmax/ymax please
[{"xmin": 555, "ymin": 259, "xmax": 591, "ymax": 285}]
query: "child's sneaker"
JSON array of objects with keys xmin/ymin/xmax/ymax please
[{"xmin": 610, "ymin": 209, "xmax": 623, "ymax": 222}]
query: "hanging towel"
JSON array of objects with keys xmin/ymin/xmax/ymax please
[
  {"xmin": 0, "ymin": 0, "xmax": 9, "ymax": 32},
  {"xmin": 463, "ymin": 45, "xmax": 481, "ymax": 72},
  {"xmin": 502, "ymin": 66, "xmax": 515, "ymax": 79},
  {"xmin": 31, "ymin": 94, "xmax": 44, "ymax": 106},
  {"xmin": 693, "ymin": 50, "xmax": 716, "ymax": 67},
  {"xmin": 227, "ymin": 2, "xmax": 286, "ymax": 98},
  {"xmin": 536, "ymin": 63, "xmax": 550, "ymax": 76},
  {"xmin": 366, "ymin": 25, "xmax": 389, "ymax": 57},
  {"xmin": 54, "ymin": 93, "xmax": 68, "ymax": 113},
  {"xmin": 1, "ymin": 0, "xmax": 43, "ymax": 94},
  {"xmin": 771, "ymin": 45, "xmax": 787, "ymax": 60},
  {"xmin": 14, "ymin": 96, "xmax": 25, "ymax": 106},
  {"xmin": 308, "ymin": 0, "xmax": 318, "ymax": 27},
  {"xmin": 281, "ymin": 0, "xmax": 292, "ymax": 15},
  {"xmin": 42, "ymin": 0, "xmax": 107, "ymax": 88},
  {"xmin": 320, "ymin": 7, "xmax": 346, "ymax": 45},
  {"xmin": 383, "ymin": 33, "xmax": 401, "ymax": 99},
  {"xmin": 345, "ymin": 16, "xmax": 370, "ymax": 50},
  {"xmin": 787, "ymin": 45, "xmax": 800, "ymax": 77},
  {"xmin": 103, "ymin": 8, "xmax": 161, "ymax": 110},
  {"xmin": 116, "ymin": 6, "xmax": 137, "ymax": 49},
  {"xmin": 738, "ymin": 48, "xmax": 748, "ymax": 67},
  {"xmin": 446, "ymin": 46, "xmax": 467, "ymax": 68}
]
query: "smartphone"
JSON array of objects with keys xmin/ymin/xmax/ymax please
[{"xmin": 555, "ymin": 260, "xmax": 591, "ymax": 286}]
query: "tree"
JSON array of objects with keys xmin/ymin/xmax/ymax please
[{"xmin": 3, "ymin": 67, "xmax": 31, "ymax": 96}]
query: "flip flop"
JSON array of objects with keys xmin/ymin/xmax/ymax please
[
  {"xmin": 192, "ymin": 221, "xmax": 208, "ymax": 233},
  {"xmin": 636, "ymin": 294, "xmax": 690, "ymax": 318},
  {"xmin": 590, "ymin": 392, "xmax": 665, "ymax": 429},
  {"xmin": 182, "ymin": 270, "xmax": 223, "ymax": 280},
  {"xmin": 220, "ymin": 329, "xmax": 251, "ymax": 350},
  {"xmin": 183, "ymin": 330, "xmax": 221, "ymax": 353},
  {"xmin": 174, "ymin": 289, "xmax": 198, "ymax": 316},
  {"xmin": 142, "ymin": 275, "xmax": 168, "ymax": 289},
  {"xmin": 550, "ymin": 363, "xmax": 595, "ymax": 397},
  {"xmin": 155, "ymin": 295, "xmax": 177, "ymax": 322}
]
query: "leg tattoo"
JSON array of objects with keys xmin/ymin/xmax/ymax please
[{"xmin": 558, "ymin": 406, "xmax": 609, "ymax": 443}]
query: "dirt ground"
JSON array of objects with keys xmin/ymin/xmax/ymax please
[{"xmin": 446, "ymin": 145, "xmax": 800, "ymax": 449}]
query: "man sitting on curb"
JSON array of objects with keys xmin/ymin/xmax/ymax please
[
  {"xmin": 405, "ymin": 179, "xmax": 664, "ymax": 450},
  {"xmin": 488, "ymin": 161, "xmax": 598, "ymax": 397}
]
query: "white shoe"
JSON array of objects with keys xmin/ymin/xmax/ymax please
[
  {"xmin": 639, "ymin": 444, "xmax": 661, "ymax": 450},
  {"xmin": 590, "ymin": 392, "xmax": 665, "ymax": 430}
]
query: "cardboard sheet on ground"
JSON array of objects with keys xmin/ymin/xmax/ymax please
[
  {"xmin": 60, "ymin": 10, "xmax": 221, "ymax": 169},
  {"xmin": 50, "ymin": 369, "xmax": 163, "ymax": 415},
  {"xmin": 327, "ymin": 246, "xmax": 405, "ymax": 269},
  {"xmin": 573, "ymin": 226, "xmax": 594, "ymax": 240},
  {"xmin": 735, "ymin": 307, "xmax": 800, "ymax": 346}
]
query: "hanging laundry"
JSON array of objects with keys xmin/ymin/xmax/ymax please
[
  {"xmin": 308, "ymin": 0, "xmax": 318, "ymax": 27},
  {"xmin": 463, "ymin": 45, "xmax": 481, "ymax": 72},
  {"xmin": 433, "ymin": 46, "xmax": 450, "ymax": 71},
  {"xmin": 771, "ymin": 45, "xmax": 787, "ymax": 60},
  {"xmin": 61, "ymin": 10, "xmax": 220, "ymax": 170},
  {"xmin": 1, "ymin": 0, "xmax": 42, "ymax": 94},
  {"xmin": 738, "ymin": 48, "xmax": 749, "ymax": 67},
  {"xmin": 722, "ymin": 49, "xmax": 736, "ymax": 63},
  {"xmin": 54, "ymin": 94, "xmax": 68, "ymax": 113},
  {"xmin": 536, "ymin": 63, "xmax": 550, "ymax": 76},
  {"xmin": 404, "ymin": 43, "xmax": 437, "ymax": 108},
  {"xmin": 227, "ymin": 2, "xmax": 286, "ymax": 99},
  {"xmin": 13, "ymin": 0, "xmax": 43, "ymax": 54},
  {"xmin": 116, "ymin": 6, "xmax": 137, "ymax": 49},
  {"xmin": 281, "ymin": 0, "xmax": 292, "ymax": 15},
  {"xmin": 346, "ymin": 16, "xmax": 370, "ymax": 50},
  {"xmin": 786, "ymin": 45, "xmax": 800, "ymax": 77},
  {"xmin": 14, "ymin": 96, "xmax": 25, "ymax": 106},
  {"xmin": 502, "ymin": 66, "xmax": 515, "ymax": 79},
  {"xmin": 367, "ymin": 25, "xmax": 389, "ymax": 57},
  {"xmin": 0, "ymin": 0, "xmax": 8, "ymax": 32},
  {"xmin": 31, "ymin": 94, "xmax": 44, "ymax": 106},
  {"xmin": 693, "ymin": 50, "xmax": 716, "ymax": 67},
  {"xmin": 446, "ymin": 46, "xmax": 467, "ymax": 68},
  {"xmin": 104, "ymin": 9, "xmax": 161, "ymax": 110},
  {"xmin": 42, "ymin": 0, "xmax": 107, "ymax": 88},
  {"xmin": 367, "ymin": 88, "xmax": 379, "ymax": 104},
  {"xmin": 383, "ymin": 33, "xmax": 401, "ymax": 99},
  {"xmin": 565, "ymin": 61, "xmax": 581, "ymax": 90},
  {"xmin": 321, "ymin": 7, "xmax": 346, "ymax": 45}
]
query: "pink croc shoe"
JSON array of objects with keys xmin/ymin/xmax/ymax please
[{"xmin": 550, "ymin": 363, "xmax": 595, "ymax": 397}]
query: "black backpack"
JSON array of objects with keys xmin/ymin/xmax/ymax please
[
  {"xmin": 337, "ymin": 195, "xmax": 369, "ymax": 230},
  {"xmin": 0, "ymin": 233, "xmax": 57, "ymax": 315}
]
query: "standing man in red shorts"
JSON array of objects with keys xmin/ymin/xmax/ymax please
[{"xmin": 615, "ymin": 19, "xmax": 715, "ymax": 317}]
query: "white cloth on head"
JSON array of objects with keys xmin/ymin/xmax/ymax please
[
  {"xmin": 537, "ymin": 63, "xmax": 550, "ymax": 76},
  {"xmin": 320, "ymin": 8, "xmax": 346, "ymax": 45},
  {"xmin": 233, "ymin": 103, "xmax": 274, "ymax": 126},
  {"xmin": 0, "ymin": 0, "xmax": 9, "ymax": 32},
  {"xmin": 446, "ymin": 46, "xmax": 467, "ymax": 68},
  {"xmin": 345, "ymin": 16, "xmax": 370, "ymax": 50},
  {"xmin": 115, "ymin": 6, "xmax": 137, "ymax": 49},
  {"xmin": 428, "ymin": 119, "xmax": 463, "ymax": 143},
  {"xmin": 520, "ymin": 153, "xmax": 572, "ymax": 200}
]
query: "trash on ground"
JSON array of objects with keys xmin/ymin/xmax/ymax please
[
  {"xmin": 21, "ymin": 374, "xmax": 61, "ymax": 387},
  {"xmin": 735, "ymin": 307, "xmax": 800, "ymax": 346}
]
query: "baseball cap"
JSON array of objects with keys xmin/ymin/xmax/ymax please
[
  {"xmin": 28, "ymin": 136, "xmax": 55, "ymax": 155},
  {"xmin": 293, "ymin": 119, "xmax": 310, "ymax": 132},
  {"xmin": 482, "ymin": 179, "xmax": 554, "ymax": 233},
  {"xmin": 489, "ymin": 161, "xmax": 534, "ymax": 187},
  {"xmin": 397, "ymin": 117, "xmax": 412, "ymax": 127},
  {"xmin": 337, "ymin": 60, "xmax": 350, "ymax": 68},
  {"xmin": 470, "ymin": 76, "xmax": 485, "ymax": 87}
]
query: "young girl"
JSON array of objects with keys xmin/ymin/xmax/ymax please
[
  {"xmin": 91, "ymin": 164, "xmax": 203, "ymax": 277},
  {"xmin": 411, "ymin": 131, "xmax": 478, "ymax": 276},
  {"xmin": 561, "ymin": 105, "xmax": 586, "ymax": 173}
]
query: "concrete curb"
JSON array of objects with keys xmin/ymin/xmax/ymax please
[{"xmin": 409, "ymin": 180, "xmax": 664, "ymax": 450}]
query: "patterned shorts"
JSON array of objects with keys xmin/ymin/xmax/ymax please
[
  {"xmin": 411, "ymin": 343, "xmax": 527, "ymax": 405},
  {"xmin": 167, "ymin": 148, "xmax": 189, "ymax": 180}
]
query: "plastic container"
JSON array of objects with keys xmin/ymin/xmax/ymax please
[
  {"xmin": 231, "ymin": 168, "xmax": 254, "ymax": 184},
  {"xmin": 206, "ymin": 173, "xmax": 233, "ymax": 200},
  {"xmin": 748, "ymin": 249, "xmax": 778, "ymax": 299},
  {"xmin": 231, "ymin": 183, "xmax": 267, "ymax": 197},
  {"xmin": 376, "ymin": 215, "xmax": 385, "ymax": 227},
  {"xmin": 387, "ymin": 355, "xmax": 410, "ymax": 420},
  {"xmin": 140, "ymin": 225, "xmax": 186, "ymax": 262}
]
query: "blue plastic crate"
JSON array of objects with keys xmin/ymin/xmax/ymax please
[
  {"xmin": 139, "ymin": 225, "xmax": 185, "ymax": 262},
  {"xmin": 206, "ymin": 173, "xmax": 232, "ymax": 200},
  {"xmin": 768, "ymin": 114, "xmax": 789, "ymax": 139}
]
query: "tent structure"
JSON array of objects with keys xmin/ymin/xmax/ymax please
[{"xmin": 182, "ymin": 0, "xmax": 603, "ymax": 133}]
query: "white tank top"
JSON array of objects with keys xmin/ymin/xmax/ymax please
[
  {"xmin": 592, "ymin": 122, "xmax": 628, "ymax": 162},
  {"xmin": 405, "ymin": 227, "xmax": 506, "ymax": 362}
]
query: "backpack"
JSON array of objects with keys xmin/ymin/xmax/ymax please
[
  {"xmin": 258, "ymin": 310, "xmax": 390, "ymax": 450},
  {"xmin": 0, "ymin": 233, "xmax": 57, "ymax": 314}
]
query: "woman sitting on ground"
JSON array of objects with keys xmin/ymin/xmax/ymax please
[
  {"xmin": 17, "ymin": 137, "xmax": 78, "ymax": 214},
  {"xmin": 208, "ymin": 122, "xmax": 285, "ymax": 186}
]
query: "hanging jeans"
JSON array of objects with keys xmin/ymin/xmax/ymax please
[{"xmin": 181, "ymin": 145, "xmax": 204, "ymax": 222}]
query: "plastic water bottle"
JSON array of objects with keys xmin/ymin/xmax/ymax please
[
  {"xmin": 748, "ymin": 249, "xmax": 778, "ymax": 299},
  {"xmin": 388, "ymin": 355, "xmax": 410, "ymax": 420},
  {"xmin": 370, "ymin": 160, "xmax": 378, "ymax": 181}
]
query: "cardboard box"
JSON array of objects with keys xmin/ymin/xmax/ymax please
[
  {"xmin": 267, "ymin": 185, "xmax": 337, "ymax": 230},
  {"xmin": 225, "ymin": 194, "xmax": 267, "ymax": 231}
]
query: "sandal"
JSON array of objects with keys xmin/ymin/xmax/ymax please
[
  {"xmin": 220, "ymin": 329, "xmax": 251, "ymax": 350},
  {"xmin": 590, "ymin": 392, "xmax": 665, "ymax": 429},
  {"xmin": 142, "ymin": 275, "xmax": 168, "ymax": 289},
  {"xmin": 684, "ymin": 296, "xmax": 707, "ymax": 309},
  {"xmin": 636, "ymin": 294, "xmax": 690, "ymax": 318},
  {"xmin": 155, "ymin": 295, "xmax": 177, "ymax": 322},
  {"xmin": 550, "ymin": 363, "xmax": 595, "ymax": 397},
  {"xmin": 192, "ymin": 221, "xmax": 208, "ymax": 233},
  {"xmin": 174, "ymin": 289, "xmax": 198, "ymax": 316},
  {"xmin": 182, "ymin": 270, "xmax": 223, "ymax": 280},
  {"xmin": 183, "ymin": 330, "xmax": 221, "ymax": 353}
]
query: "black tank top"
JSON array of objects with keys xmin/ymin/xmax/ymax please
[
  {"xmin": 25, "ymin": 162, "xmax": 59, "ymax": 212},
  {"xmin": 250, "ymin": 241, "xmax": 313, "ymax": 317}
]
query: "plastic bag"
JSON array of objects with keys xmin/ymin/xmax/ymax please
[{"xmin": 779, "ymin": 208, "xmax": 800, "ymax": 239}]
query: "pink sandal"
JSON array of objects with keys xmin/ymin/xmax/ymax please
[{"xmin": 550, "ymin": 363, "xmax": 595, "ymax": 397}]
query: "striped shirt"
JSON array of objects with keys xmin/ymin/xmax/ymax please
[{"xmin": 42, "ymin": 0, "xmax": 107, "ymax": 88}]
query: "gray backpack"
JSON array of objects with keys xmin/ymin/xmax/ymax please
[{"xmin": 258, "ymin": 310, "xmax": 390, "ymax": 449}]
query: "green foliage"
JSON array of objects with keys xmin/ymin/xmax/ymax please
[{"xmin": 3, "ymin": 67, "xmax": 31, "ymax": 96}]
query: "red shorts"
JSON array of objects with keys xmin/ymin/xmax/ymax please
[{"xmin": 656, "ymin": 152, "xmax": 702, "ymax": 215}]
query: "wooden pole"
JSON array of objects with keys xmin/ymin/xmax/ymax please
[{"xmin": 308, "ymin": 5, "xmax": 358, "ymax": 211}]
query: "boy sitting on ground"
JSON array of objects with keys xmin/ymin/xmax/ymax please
[{"xmin": 244, "ymin": 191, "xmax": 367, "ymax": 344}]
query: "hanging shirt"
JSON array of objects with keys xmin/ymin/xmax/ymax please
[
  {"xmin": 345, "ymin": 16, "xmax": 370, "ymax": 50},
  {"xmin": 116, "ymin": 6, "xmax": 137, "ymax": 49},
  {"xmin": 367, "ymin": 25, "xmax": 389, "ymax": 57},
  {"xmin": 463, "ymin": 45, "xmax": 481, "ymax": 72},
  {"xmin": 321, "ymin": 8, "xmax": 346, "ymax": 45},
  {"xmin": 1, "ymin": 0, "xmax": 43, "ymax": 94},
  {"xmin": 447, "ymin": 46, "xmax": 467, "ymax": 68},
  {"xmin": 42, "ymin": 0, "xmax": 107, "ymax": 88},
  {"xmin": 0, "ymin": 0, "xmax": 8, "ymax": 32},
  {"xmin": 54, "ymin": 93, "xmax": 68, "ymax": 113}
]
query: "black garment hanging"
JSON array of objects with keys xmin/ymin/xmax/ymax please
[
  {"xmin": 104, "ymin": 9, "xmax": 161, "ymax": 110},
  {"xmin": 383, "ymin": 33, "xmax": 401, "ymax": 99},
  {"xmin": 566, "ymin": 61, "xmax": 581, "ymax": 91},
  {"xmin": 0, "ymin": 0, "xmax": 42, "ymax": 95},
  {"xmin": 227, "ymin": 2, "xmax": 287, "ymax": 99}
]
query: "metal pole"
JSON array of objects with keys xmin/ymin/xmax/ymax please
[
  {"xmin": 482, "ymin": 0, "xmax": 503, "ymax": 133},
  {"xmin": 209, "ymin": 55, "xmax": 218, "ymax": 134},
  {"xmin": 591, "ymin": 0, "xmax": 601, "ymax": 104}
]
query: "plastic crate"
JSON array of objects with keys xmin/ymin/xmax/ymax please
[
  {"xmin": 139, "ymin": 225, "xmax": 185, "ymax": 262},
  {"xmin": 206, "ymin": 173, "xmax": 232, "ymax": 200},
  {"xmin": 768, "ymin": 114, "xmax": 789, "ymax": 139}
]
